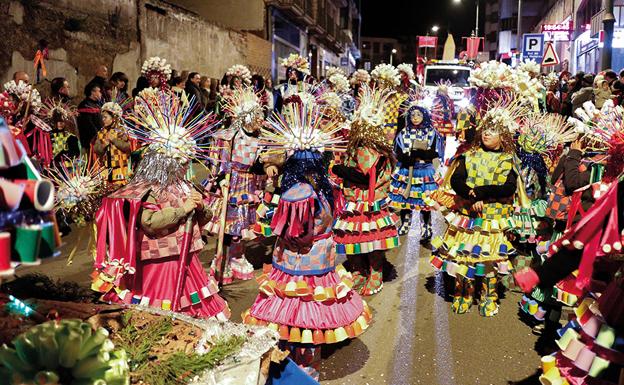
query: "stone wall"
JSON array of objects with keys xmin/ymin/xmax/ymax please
[{"xmin": 0, "ymin": 0, "xmax": 271, "ymax": 100}]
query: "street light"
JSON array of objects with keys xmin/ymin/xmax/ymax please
[
  {"xmin": 452, "ymin": 0, "xmax": 479, "ymax": 37},
  {"xmin": 432, "ymin": 25, "xmax": 440, "ymax": 33},
  {"xmin": 390, "ymin": 48, "xmax": 397, "ymax": 65}
]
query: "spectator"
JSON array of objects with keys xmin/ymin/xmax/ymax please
[
  {"xmin": 132, "ymin": 76, "xmax": 149, "ymax": 98},
  {"xmin": 185, "ymin": 72, "xmax": 204, "ymax": 110},
  {"xmin": 545, "ymin": 79, "xmax": 561, "ymax": 114},
  {"xmin": 561, "ymin": 72, "xmax": 583, "ymax": 116},
  {"xmin": 89, "ymin": 65, "xmax": 109, "ymax": 91},
  {"xmin": 50, "ymin": 77, "xmax": 71, "ymax": 103},
  {"xmin": 251, "ymin": 74, "xmax": 265, "ymax": 93},
  {"xmin": 613, "ymin": 69, "xmax": 624, "ymax": 104},
  {"xmin": 109, "ymin": 71, "xmax": 129, "ymax": 100},
  {"xmin": 199, "ymin": 76, "xmax": 211, "ymax": 110},
  {"xmin": 76, "ymin": 82, "xmax": 103, "ymax": 151},
  {"xmin": 171, "ymin": 76, "xmax": 186, "ymax": 99},
  {"xmin": 12, "ymin": 71, "xmax": 29, "ymax": 85},
  {"xmin": 572, "ymin": 73, "xmax": 595, "ymax": 115},
  {"xmin": 594, "ymin": 77, "xmax": 613, "ymax": 108},
  {"xmin": 264, "ymin": 77, "xmax": 277, "ymax": 112},
  {"xmin": 604, "ymin": 70, "xmax": 618, "ymax": 87},
  {"xmin": 206, "ymin": 78, "xmax": 219, "ymax": 111}
]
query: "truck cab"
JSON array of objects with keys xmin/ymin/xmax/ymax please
[{"xmin": 423, "ymin": 63, "xmax": 473, "ymax": 114}]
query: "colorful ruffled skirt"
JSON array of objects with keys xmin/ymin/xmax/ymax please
[
  {"xmin": 243, "ymin": 264, "xmax": 372, "ymax": 344},
  {"xmin": 100, "ymin": 252, "xmax": 230, "ymax": 319},
  {"xmin": 388, "ymin": 162, "xmax": 438, "ymax": 211},
  {"xmin": 511, "ymin": 199, "xmax": 548, "ymax": 243},
  {"xmin": 333, "ymin": 198, "xmax": 400, "ymax": 255},
  {"xmin": 431, "ymin": 209, "xmax": 516, "ymax": 278},
  {"xmin": 254, "ymin": 189, "xmax": 281, "ymax": 238}
]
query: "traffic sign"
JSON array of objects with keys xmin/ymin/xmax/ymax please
[
  {"xmin": 522, "ymin": 33, "xmax": 545, "ymax": 62},
  {"xmin": 541, "ymin": 42, "xmax": 560, "ymax": 66}
]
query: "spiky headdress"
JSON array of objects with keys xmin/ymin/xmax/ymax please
[
  {"xmin": 518, "ymin": 112, "xmax": 578, "ymax": 155},
  {"xmin": 3, "ymin": 80, "xmax": 42, "ymax": 113},
  {"xmin": 397, "ymin": 63, "xmax": 415, "ymax": 80},
  {"xmin": 371, "ymin": 63, "xmax": 400, "ymax": 89},
  {"xmin": 101, "ymin": 102, "xmax": 123, "ymax": 120},
  {"xmin": 261, "ymin": 99, "xmax": 345, "ymax": 157},
  {"xmin": 349, "ymin": 85, "xmax": 393, "ymax": 154},
  {"xmin": 48, "ymin": 156, "xmax": 108, "ymax": 225},
  {"xmin": 350, "ymin": 69, "xmax": 371, "ymax": 86},
  {"xmin": 281, "ymin": 53, "xmax": 311, "ymax": 75},
  {"xmin": 141, "ymin": 57, "xmax": 172, "ymax": 87},
  {"xmin": 568, "ymin": 101, "xmax": 624, "ymax": 181},
  {"xmin": 40, "ymin": 98, "xmax": 76, "ymax": 123},
  {"xmin": 326, "ymin": 66, "xmax": 346, "ymax": 78},
  {"xmin": 226, "ymin": 64, "xmax": 252, "ymax": 85},
  {"xmin": 327, "ymin": 73, "xmax": 350, "ymax": 93},
  {"xmin": 124, "ymin": 89, "xmax": 219, "ymax": 162},
  {"xmin": 473, "ymin": 98, "xmax": 530, "ymax": 153},
  {"xmin": 223, "ymin": 85, "xmax": 264, "ymax": 130}
]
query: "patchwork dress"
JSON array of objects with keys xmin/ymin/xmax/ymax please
[
  {"xmin": 432, "ymin": 148, "xmax": 519, "ymax": 277},
  {"xmin": 333, "ymin": 147, "xmax": 400, "ymax": 255},
  {"xmin": 243, "ymin": 182, "xmax": 371, "ymax": 380},
  {"xmin": 388, "ymin": 121, "xmax": 442, "ymax": 211},
  {"xmin": 91, "ymin": 181, "xmax": 229, "ymax": 319},
  {"xmin": 93, "ymin": 127, "xmax": 132, "ymax": 185}
]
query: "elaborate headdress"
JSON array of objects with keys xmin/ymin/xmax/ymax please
[
  {"xmin": 3, "ymin": 80, "xmax": 42, "ymax": 113},
  {"xmin": 223, "ymin": 85, "xmax": 263, "ymax": 130},
  {"xmin": 261, "ymin": 100, "xmax": 345, "ymax": 157},
  {"xmin": 141, "ymin": 57, "xmax": 172, "ymax": 86},
  {"xmin": 542, "ymin": 72, "xmax": 560, "ymax": 88},
  {"xmin": 101, "ymin": 102, "xmax": 123, "ymax": 120},
  {"xmin": 48, "ymin": 156, "xmax": 108, "ymax": 225},
  {"xmin": 326, "ymin": 66, "xmax": 346, "ymax": 78},
  {"xmin": 518, "ymin": 59, "xmax": 540, "ymax": 77},
  {"xmin": 469, "ymin": 60, "xmax": 515, "ymax": 89},
  {"xmin": 518, "ymin": 112, "xmax": 578, "ymax": 155},
  {"xmin": 124, "ymin": 90, "xmax": 218, "ymax": 162},
  {"xmin": 226, "ymin": 64, "xmax": 252, "ymax": 85},
  {"xmin": 40, "ymin": 99, "xmax": 77, "ymax": 124},
  {"xmin": 281, "ymin": 53, "xmax": 311, "ymax": 75},
  {"xmin": 511, "ymin": 65, "xmax": 545, "ymax": 109},
  {"xmin": 349, "ymin": 85, "xmax": 393, "ymax": 154},
  {"xmin": 397, "ymin": 63, "xmax": 415, "ymax": 80},
  {"xmin": 569, "ymin": 101, "xmax": 624, "ymax": 181},
  {"xmin": 371, "ymin": 63, "xmax": 400, "ymax": 89},
  {"xmin": 327, "ymin": 73, "xmax": 350, "ymax": 94},
  {"xmin": 350, "ymin": 69, "xmax": 371, "ymax": 86},
  {"xmin": 474, "ymin": 98, "xmax": 529, "ymax": 153}
]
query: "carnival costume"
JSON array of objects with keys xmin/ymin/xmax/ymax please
[
  {"xmin": 93, "ymin": 102, "xmax": 132, "ymax": 186},
  {"xmin": 209, "ymin": 86, "xmax": 266, "ymax": 284},
  {"xmin": 371, "ymin": 64, "xmax": 407, "ymax": 144},
  {"xmin": 515, "ymin": 179, "xmax": 624, "ymax": 385},
  {"xmin": 38, "ymin": 98, "xmax": 80, "ymax": 166},
  {"xmin": 243, "ymin": 101, "xmax": 370, "ymax": 381},
  {"xmin": 277, "ymin": 54, "xmax": 311, "ymax": 113},
  {"xmin": 91, "ymin": 90, "xmax": 229, "ymax": 319},
  {"xmin": 389, "ymin": 102, "xmax": 442, "ymax": 238},
  {"xmin": 433, "ymin": 82, "xmax": 455, "ymax": 137},
  {"xmin": 332, "ymin": 86, "xmax": 400, "ymax": 296},
  {"xmin": 3, "ymin": 80, "xmax": 42, "ymax": 156},
  {"xmin": 431, "ymin": 101, "xmax": 529, "ymax": 317}
]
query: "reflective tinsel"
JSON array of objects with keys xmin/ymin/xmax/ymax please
[{"xmin": 281, "ymin": 150, "xmax": 334, "ymax": 208}]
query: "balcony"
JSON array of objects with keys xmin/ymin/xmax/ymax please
[
  {"xmin": 266, "ymin": 0, "xmax": 314, "ymax": 26},
  {"xmin": 310, "ymin": 4, "xmax": 327, "ymax": 35}
]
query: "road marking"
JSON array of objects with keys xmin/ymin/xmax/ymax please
[
  {"xmin": 390, "ymin": 214, "xmax": 423, "ymax": 384},
  {"xmin": 432, "ymin": 211, "xmax": 456, "ymax": 385}
]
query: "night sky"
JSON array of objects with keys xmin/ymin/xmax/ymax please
[{"xmin": 361, "ymin": 0, "xmax": 484, "ymax": 40}]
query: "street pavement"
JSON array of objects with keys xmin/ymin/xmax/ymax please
[{"xmin": 15, "ymin": 210, "xmax": 543, "ymax": 385}]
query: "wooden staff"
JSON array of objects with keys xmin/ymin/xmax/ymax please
[{"xmin": 216, "ymin": 173, "xmax": 231, "ymax": 287}]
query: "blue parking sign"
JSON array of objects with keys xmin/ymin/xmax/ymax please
[{"xmin": 522, "ymin": 34, "xmax": 545, "ymax": 62}]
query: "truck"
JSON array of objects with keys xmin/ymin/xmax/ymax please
[{"xmin": 422, "ymin": 63, "xmax": 473, "ymax": 114}]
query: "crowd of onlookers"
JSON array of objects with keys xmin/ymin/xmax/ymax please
[{"xmin": 545, "ymin": 68, "xmax": 624, "ymax": 116}]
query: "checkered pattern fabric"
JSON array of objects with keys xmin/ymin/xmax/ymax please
[
  {"xmin": 51, "ymin": 132, "xmax": 72, "ymax": 157},
  {"xmin": 231, "ymin": 131, "xmax": 262, "ymax": 166},
  {"xmin": 465, "ymin": 150, "xmax": 513, "ymax": 188},
  {"xmin": 459, "ymin": 149, "xmax": 514, "ymax": 220},
  {"xmin": 97, "ymin": 129, "xmax": 130, "ymax": 183},
  {"xmin": 139, "ymin": 187, "xmax": 204, "ymax": 261},
  {"xmin": 382, "ymin": 92, "xmax": 408, "ymax": 143}
]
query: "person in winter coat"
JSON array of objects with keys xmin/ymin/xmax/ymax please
[{"xmin": 571, "ymin": 74, "xmax": 595, "ymax": 114}]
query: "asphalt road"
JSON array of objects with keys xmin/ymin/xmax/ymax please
[{"xmin": 14, "ymin": 210, "xmax": 543, "ymax": 385}]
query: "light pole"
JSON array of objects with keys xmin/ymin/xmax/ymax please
[
  {"xmin": 517, "ymin": 0, "xmax": 522, "ymax": 56},
  {"xmin": 390, "ymin": 48, "xmax": 397, "ymax": 65},
  {"xmin": 602, "ymin": 0, "xmax": 615, "ymax": 70},
  {"xmin": 453, "ymin": 0, "xmax": 479, "ymax": 37}
]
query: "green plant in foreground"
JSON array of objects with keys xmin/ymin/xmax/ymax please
[{"xmin": 0, "ymin": 319, "xmax": 129, "ymax": 385}]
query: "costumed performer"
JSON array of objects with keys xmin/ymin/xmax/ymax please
[
  {"xmin": 93, "ymin": 101, "xmax": 132, "ymax": 186},
  {"xmin": 430, "ymin": 100, "xmax": 530, "ymax": 317},
  {"xmin": 91, "ymin": 90, "xmax": 229, "ymax": 319},
  {"xmin": 332, "ymin": 85, "xmax": 400, "ymax": 296},
  {"xmin": 243, "ymin": 100, "xmax": 371, "ymax": 381}
]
